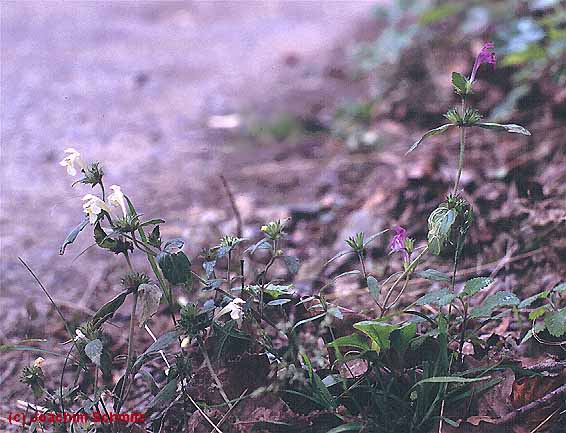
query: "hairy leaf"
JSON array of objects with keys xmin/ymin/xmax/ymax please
[
  {"xmin": 545, "ymin": 309, "xmax": 566, "ymax": 337},
  {"xmin": 406, "ymin": 124, "xmax": 453, "ymax": 154},
  {"xmin": 59, "ymin": 217, "xmax": 89, "ymax": 255},
  {"xmin": 476, "ymin": 122, "xmax": 531, "ymax": 135},
  {"xmin": 461, "ymin": 277, "xmax": 493, "ymax": 298},
  {"xmin": 137, "ymin": 283, "xmax": 162, "ymax": 327},
  {"xmin": 84, "ymin": 339, "xmax": 103, "ymax": 367}
]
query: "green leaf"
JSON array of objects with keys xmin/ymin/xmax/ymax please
[
  {"xmin": 469, "ymin": 291, "xmax": 520, "ymax": 318},
  {"xmin": 353, "ymin": 321, "xmax": 397, "ymax": 352},
  {"xmin": 327, "ymin": 333, "xmax": 370, "ymax": 352},
  {"xmin": 84, "ymin": 339, "xmax": 103, "ymax": 366},
  {"xmin": 529, "ymin": 306, "xmax": 548, "ymax": 321},
  {"xmin": 545, "ymin": 309, "xmax": 566, "ymax": 337},
  {"xmin": 148, "ymin": 378, "xmax": 178, "ymax": 409},
  {"xmin": 519, "ymin": 291, "xmax": 549, "ymax": 308},
  {"xmin": 427, "ymin": 205, "xmax": 458, "ymax": 255},
  {"xmin": 59, "ymin": 217, "xmax": 89, "ymax": 255},
  {"xmin": 263, "ymin": 283, "xmax": 295, "ymax": 299},
  {"xmin": 553, "ymin": 283, "xmax": 566, "ymax": 293},
  {"xmin": 137, "ymin": 283, "xmax": 162, "ymax": 327},
  {"xmin": 267, "ymin": 299, "xmax": 292, "ymax": 307},
  {"xmin": 406, "ymin": 124, "xmax": 453, "ymax": 154},
  {"xmin": 92, "ymin": 291, "xmax": 128, "ymax": 325},
  {"xmin": 157, "ymin": 250, "xmax": 191, "ymax": 286},
  {"xmin": 416, "ymin": 288, "xmax": 456, "ymax": 307},
  {"xmin": 133, "ymin": 331, "xmax": 179, "ymax": 370},
  {"xmin": 390, "ymin": 322, "xmax": 417, "ymax": 355},
  {"xmin": 140, "ymin": 218, "xmax": 165, "ymax": 227},
  {"xmin": 327, "ymin": 423, "xmax": 363, "ymax": 433},
  {"xmin": 476, "ymin": 122, "xmax": 531, "ymax": 136},
  {"xmin": 451, "ymin": 72, "xmax": 469, "ymax": 94},
  {"xmin": 461, "ymin": 277, "xmax": 493, "ymax": 298},
  {"xmin": 367, "ymin": 276, "xmax": 380, "ymax": 300},
  {"xmin": 415, "ymin": 269, "xmax": 451, "ymax": 282}
]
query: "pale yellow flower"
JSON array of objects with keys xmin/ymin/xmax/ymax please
[
  {"xmin": 108, "ymin": 185, "xmax": 127, "ymax": 217},
  {"xmin": 82, "ymin": 194, "xmax": 110, "ymax": 224},
  {"xmin": 216, "ymin": 297, "xmax": 246, "ymax": 325},
  {"xmin": 59, "ymin": 148, "xmax": 85, "ymax": 176}
]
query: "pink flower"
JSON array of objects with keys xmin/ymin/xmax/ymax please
[
  {"xmin": 469, "ymin": 42, "xmax": 496, "ymax": 82},
  {"xmin": 389, "ymin": 226, "xmax": 409, "ymax": 261}
]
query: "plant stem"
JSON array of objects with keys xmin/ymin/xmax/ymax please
[
  {"xmin": 357, "ymin": 252, "xmax": 368, "ymax": 279},
  {"xmin": 453, "ymin": 97, "xmax": 466, "ymax": 195}
]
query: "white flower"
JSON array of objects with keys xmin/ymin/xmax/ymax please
[
  {"xmin": 33, "ymin": 357, "xmax": 45, "ymax": 368},
  {"xmin": 82, "ymin": 194, "xmax": 110, "ymax": 224},
  {"xmin": 59, "ymin": 148, "xmax": 85, "ymax": 176},
  {"xmin": 180, "ymin": 337, "xmax": 191, "ymax": 348},
  {"xmin": 216, "ymin": 297, "xmax": 246, "ymax": 325},
  {"xmin": 74, "ymin": 329, "xmax": 87, "ymax": 341},
  {"xmin": 108, "ymin": 185, "xmax": 127, "ymax": 217}
]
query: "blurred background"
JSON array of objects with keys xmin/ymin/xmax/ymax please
[{"xmin": 1, "ymin": 0, "xmax": 564, "ymax": 412}]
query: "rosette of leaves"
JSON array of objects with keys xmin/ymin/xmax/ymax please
[
  {"xmin": 179, "ymin": 304, "xmax": 212, "ymax": 339},
  {"xmin": 20, "ymin": 364, "xmax": 45, "ymax": 399},
  {"xmin": 157, "ymin": 239, "xmax": 192, "ymax": 289},
  {"xmin": 427, "ymin": 195, "xmax": 473, "ymax": 256}
]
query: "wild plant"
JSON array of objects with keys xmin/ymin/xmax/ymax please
[{"xmin": 14, "ymin": 42, "xmax": 558, "ymax": 433}]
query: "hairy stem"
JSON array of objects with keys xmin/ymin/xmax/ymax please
[{"xmin": 453, "ymin": 98, "xmax": 467, "ymax": 195}]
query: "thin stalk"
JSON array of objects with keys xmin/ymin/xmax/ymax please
[
  {"xmin": 453, "ymin": 97, "xmax": 467, "ymax": 195},
  {"xmin": 381, "ymin": 247, "xmax": 428, "ymax": 315},
  {"xmin": 357, "ymin": 252, "xmax": 368, "ymax": 279}
]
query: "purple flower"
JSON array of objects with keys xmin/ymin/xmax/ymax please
[
  {"xmin": 469, "ymin": 42, "xmax": 496, "ymax": 82},
  {"xmin": 389, "ymin": 226, "xmax": 409, "ymax": 261}
]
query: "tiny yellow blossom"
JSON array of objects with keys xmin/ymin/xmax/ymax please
[
  {"xmin": 108, "ymin": 185, "xmax": 127, "ymax": 217},
  {"xmin": 59, "ymin": 148, "xmax": 85, "ymax": 176},
  {"xmin": 82, "ymin": 194, "xmax": 110, "ymax": 224},
  {"xmin": 261, "ymin": 225, "xmax": 268, "ymax": 232}
]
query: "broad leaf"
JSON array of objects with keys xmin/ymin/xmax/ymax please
[
  {"xmin": 353, "ymin": 321, "xmax": 397, "ymax": 352},
  {"xmin": 519, "ymin": 291, "xmax": 549, "ymax": 309},
  {"xmin": 415, "ymin": 269, "xmax": 451, "ymax": 282},
  {"xmin": 416, "ymin": 288, "xmax": 455, "ymax": 307},
  {"xmin": 469, "ymin": 291, "xmax": 520, "ymax": 318},
  {"xmin": 461, "ymin": 277, "xmax": 493, "ymax": 298},
  {"xmin": 545, "ymin": 309, "xmax": 566, "ymax": 337},
  {"xmin": 367, "ymin": 276, "xmax": 380, "ymax": 300},
  {"xmin": 84, "ymin": 339, "xmax": 103, "ymax": 367},
  {"xmin": 476, "ymin": 122, "xmax": 531, "ymax": 135},
  {"xmin": 327, "ymin": 333, "xmax": 370, "ymax": 352},
  {"xmin": 157, "ymin": 250, "xmax": 191, "ymax": 286},
  {"xmin": 451, "ymin": 72, "xmax": 468, "ymax": 94},
  {"xmin": 406, "ymin": 124, "xmax": 453, "ymax": 154}
]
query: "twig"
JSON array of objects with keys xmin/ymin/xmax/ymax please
[
  {"xmin": 210, "ymin": 389, "xmax": 248, "ymax": 433},
  {"xmin": 220, "ymin": 175, "xmax": 243, "ymax": 238},
  {"xmin": 186, "ymin": 393, "xmax": 224, "ymax": 433},
  {"xmin": 198, "ymin": 338, "xmax": 233, "ymax": 409},
  {"xmin": 496, "ymin": 383, "xmax": 566, "ymax": 425}
]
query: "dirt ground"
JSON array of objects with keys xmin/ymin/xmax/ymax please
[{"xmin": 0, "ymin": 1, "xmax": 377, "ymax": 333}]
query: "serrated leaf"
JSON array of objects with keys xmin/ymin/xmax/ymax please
[
  {"xmin": 545, "ymin": 309, "xmax": 566, "ymax": 337},
  {"xmin": 353, "ymin": 321, "xmax": 397, "ymax": 352},
  {"xmin": 283, "ymin": 255, "xmax": 300, "ymax": 275},
  {"xmin": 406, "ymin": 124, "xmax": 453, "ymax": 154},
  {"xmin": 415, "ymin": 269, "xmax": 451, "ymax": 282},
  {"xmin": 476, "ymin": 122, "xmax": 531, "ymax": 135},
  {"xmin": 416, "ymin": 288, "xmax": 456, "ymax": 307},
  {"xmin": 137, "ymin": 283, "xmax": 162, "ymax": 327},
  {"xmin": 469, "ymin": 291, "xmax": 520, "ymax": 318},
  {"xmin": 59, "ymin": 217, "xmax": 89, "ymax": 255},
  {"xmin": 367, "ymin": 276, "xmax": 380, "ymax": 300},
  {"xmin": 451, "ymin": 72, "xmax": 468, "ymax": 94},
  {"xmin": 461, "ymin": 277, "xmax": 493, "ymax": 298},
  {"xmin": 84, "ymin": 339, "xmax": 103, "ymax": 366}
]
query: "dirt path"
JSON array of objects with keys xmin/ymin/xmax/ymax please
[{"xmin": 0, "ymin": 1, "xmax": 376, "ymax": 336}]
